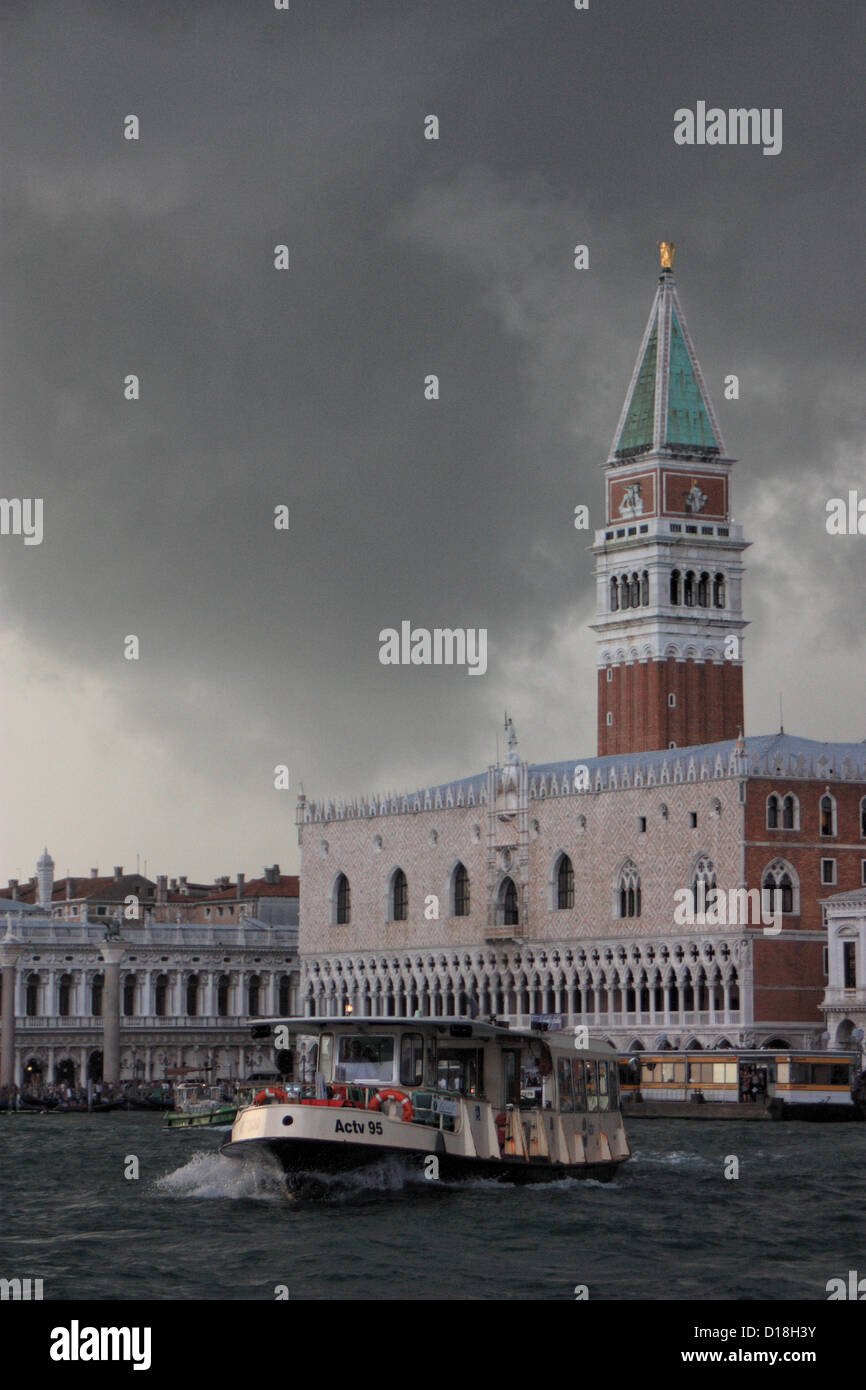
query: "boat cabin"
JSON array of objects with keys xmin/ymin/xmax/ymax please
[
  {"xmin": 230, "ymin": 1017, "xmax": 630, "ymax": 1179},
  {"xmin": 252, "ymin": 1016, "xmax": 622, "ymax": 1118}
]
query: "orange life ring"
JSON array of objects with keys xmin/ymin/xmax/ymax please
[
  {"xmin": 253, "ymin": 1087, "xmax": 288, "ymax": 1106},
  {"xmin": 369, "ymin": 1088, "xmax": 414, "ymax": 1122}
]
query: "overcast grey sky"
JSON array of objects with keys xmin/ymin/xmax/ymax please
[{"xmin": 1, "ymin": 0, "xmax": 864, "ymax": 884}]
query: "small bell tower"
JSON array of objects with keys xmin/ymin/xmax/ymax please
[{"xmin": 591, "ymin": 244, "xmax": 749, "ymax": 754}]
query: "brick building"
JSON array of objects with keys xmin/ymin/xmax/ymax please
[{"xmin": 295, "ymin": 248, "xmax": 866, "ymax": 1053}]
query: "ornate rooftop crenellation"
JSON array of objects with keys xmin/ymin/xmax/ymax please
[{"xmin": 296, "ymin": 733, "xmax": 866, "ymax": 824}]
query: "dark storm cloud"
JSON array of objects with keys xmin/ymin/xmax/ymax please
[{"xmin": 1, "ymin": 0, "xmax": 863, "ymax": 878}]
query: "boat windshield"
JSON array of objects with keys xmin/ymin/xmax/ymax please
[
  {"xmin": 333, "ymin": 1035, "xmax": 396, "ymax": 1083},
  {"xmin": 435, "ymin": 1047, "xmax": 484, "ymax": 1097}
]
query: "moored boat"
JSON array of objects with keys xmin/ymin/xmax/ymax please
[
  {"xmin": 164, "ymin": 1082, "xmax": 243, "ymax": 1130},
  {"xmin": 618, "ymin": 1047, "xmax": 863, "ymax": 1120},
  {"xmin": 221, "ymin": 1016, "xmax": 631, "ymax": 1184}
]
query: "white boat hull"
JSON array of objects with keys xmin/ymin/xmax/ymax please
[{"xmin": 221, "ymin": 1098, "xmax": 629, "ymax": 1183}]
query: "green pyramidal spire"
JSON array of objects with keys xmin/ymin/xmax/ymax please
[{"xmin": 611, "ymin": 248, "xmax": 725, "ymax": 461}]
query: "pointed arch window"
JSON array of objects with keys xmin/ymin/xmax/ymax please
[
  {"xmin": 782, "ymin": 794, "xmax": 798, "ymax": 830},
  {"xmin": 683, "ymin": 571, "xmax": 695, "ymax": 606},
  {"xmin": 713, "ymin": 572, "xmax": 725, "ymax": 607},
  {"xmin": 820, "ymin": 794, "xmax": 836, "ymax": 837},
  {"xmin": 682, "ymin": 971, "xmax": 694, "ymax": 1012},
  {"xmin": 556, "ymin": 854, "xmax": 575, "ymax": 909},
  {"xmin": 453, "ymin": 862, "xmax": 470, "ymax": 917},
  {"xmin": 617, "ymin": 861, "xmax": 642, "ymax": 918},
  {"xmin": 391, "ymin": 868, "xmax": 408, "ymax": 921},
  {"xmin": 670, "ymin": 569, "xmax": 681, "ymax": 605},
  {"xmin": 630, "ymin": 572, "xmax": 640, "ymax": 607},
  {"xmin": 498, "ymin": 876, "xmax": 519, "ymax": 926},
  {"xmin": 335, "ymin": 872, "xmax": 351, "ymax": 925},
  {"xmin": 640, "ymin": 570, "xmax": 649, "ymax": 606},
  {"xmin": 860, "ymin": 797, "xmax": 866, "ymax": 837},
  {"xmin": 762, "ymin": 860, "xmax": 797, "ymax": 915},
  {"xmin": 620, "ymin": 573, "xmax": 630, "ymax": 610},
  {"xmin": 697, "ymin": 572, "xmax": 709, "ymax": 607},
  {"xmin": 610, "ymin": 576, "xmax": 619, "ymax": 612},
  {"xmin": 691, "ymin": 857, "xmax": 717, "ymax": 915},
  {"xmin": 767, "ymin": 794, "xmax": 780, "ymax": 829}
]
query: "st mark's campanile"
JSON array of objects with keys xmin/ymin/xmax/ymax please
[{"xmin": 592, "ymin": 243, "xmax": 748, "ymax": 755}]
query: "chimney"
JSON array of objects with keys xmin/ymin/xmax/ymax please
[
  {"xmin": 156, "ymin": 875, "xmax": 168, "ymax": 905},
  {"xmin": 263, "ymin": 864, "xmax": 280, "ymax": 885},
  {"xmin": 113, "ymin": 866, "xmax": 123, "ymax": 881},
  {"xmin": 170, "ymin": 878, "xmax": 177, "ymax": 892},
  {"xmin": 8, "ymin": 879, "xmax": 18, "ymax": 900},
  {"xmin": 237, "ymin": 873, "xmax": 245, "ymax": 899},
  {"xmin": 91, "ymin": 868, "xmax": 99, "ymax": 878},
  {"xmin": 179, "ymin": 876, "xmax": 188, "ymax": 895}
]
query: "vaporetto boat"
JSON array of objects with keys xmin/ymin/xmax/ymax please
[
  {"xmin": 220, "ymin": 1017, "xmax": 631, "ymax": 1184},
  {"xmin": 617, "ymin": 1048, "xmax": 864, "ymax": 1120}
]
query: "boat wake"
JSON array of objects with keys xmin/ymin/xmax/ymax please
[
  {"xmin": 281, "ymin": 1163, "xmax": 620, "ymax": 1204},
  {"xmin": 156, "ymin": 1151, "xmax": 621, "ymax": 1207},
  {"xmin": 628, "ymin": 1147, "xmax": 712, "ymax": 1170},
  {"xmin": 156, "ymin": 1149, "xmax": 286, "ymax": 1202},
  {"xmin": 282, "ymin": 1158, "xmax": 455, "ymax": 1205}
]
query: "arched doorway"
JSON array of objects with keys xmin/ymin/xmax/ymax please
[
  {"xmin": 56, "ymin": 1058, "xmax": 76, "ymax": 1087},
  {"xmin": 24, "ymin": 1056, "xmax": 43, "ymax": 1089}
]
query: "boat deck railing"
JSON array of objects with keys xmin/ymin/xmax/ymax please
[{"xmin": 251, "ymin": 1082, "xmax": 469, "ymax": 1132}]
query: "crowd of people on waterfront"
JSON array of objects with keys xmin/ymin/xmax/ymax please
[{"xmin": 0, "ymin": 1080, "xmax": 172, "ymax": 1110}]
